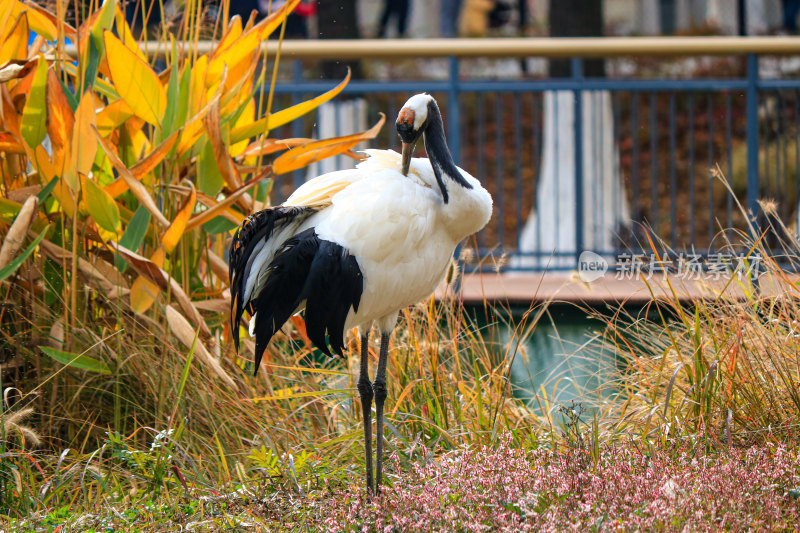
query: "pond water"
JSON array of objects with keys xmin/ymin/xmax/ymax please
[{"xmin": 468, "ymin": 304, "xmax": 622, "ymax": 413}]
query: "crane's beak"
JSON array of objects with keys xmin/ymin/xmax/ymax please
[{"xmin": 401, "ymin": 141, "xmax": 414, "ymax": 176}]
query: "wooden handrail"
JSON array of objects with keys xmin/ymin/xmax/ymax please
[{"xmin": 63, "ymin": 36, "xmax": 800, "ymax": 60}]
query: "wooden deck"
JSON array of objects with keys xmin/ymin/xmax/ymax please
[{"xmin": 437, "ymin": 272, "xmax": 795, "ymax": 305}]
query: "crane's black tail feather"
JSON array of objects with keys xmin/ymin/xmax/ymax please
[
  {"xmin": 247, "ymin": 228, "xmax": 363, "ymax": 374},
  {"xmin": 229, "ymin": 206, "xmax": 316, "ymax": 351}
]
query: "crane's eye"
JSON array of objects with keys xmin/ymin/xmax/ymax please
[
  {"xmin": 396, "ymin": 108, "xmax": 415, "ymax": 128},
  {"xmin": 396, "ymin": 108, "xmax": 418, "ymax": 143}
]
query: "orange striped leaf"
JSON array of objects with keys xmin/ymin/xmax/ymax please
[
  {"xmin": 161, "ymin": 182, "xmax": 196, "ymax": 253},
  {"xmin": 0, "ymin": 12, "xmax": 27, "ymax": 66},
  {"xmin": 230, "ymin": 70, "xmax": 350, "ymax": 144},
  {"xmin": 273, "ymin": 114, "xmax": 385, "ymax": 175}
]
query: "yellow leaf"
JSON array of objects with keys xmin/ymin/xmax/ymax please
[
  {"xmin": 165, "ymin": 305, "xmax": 233, "ymax": 386},
  {"xmin": 0, "ymin": 12, "xmax": 27, "ymax": 66},
  {"xmin": 110, "ymin": 241, "xmax": 210, "ymax": 338},
  {"xmin": 206, "ymin": 0, "xmax": 300, "ymax": 81},
  {"xmin": 176, "ymin": 64, "xmax": 227, "ymax": 156},
  {"xmin": 241, "ymin": 136, "xmax": 312, "ymax": 158},
  {"xmin": 130, "ymin": 274, "xmax": 160, "ymax": 313},
  {"xmin": 51, "ymin": 177, "xmax": 76, "ymax": 218},
  {"xmin": 188, "ymin": 55, "xmax": 208, "ymax": 116},
  {"xmin": 0, "ymin": 132, "xmax": 24, "ymax": 153},
  {"xmin": 64, "ymin": 91, "xmax": 97, "ymax": 191},
  {"xmin": 273, "ymin": 114, "xmax": 385, "ymax": 175},
  {"xmin": 129, "ymin": 128, "xmax": 180, "ymax": 179},
  {"xmin": 214, "ymin": 15, "xmax": 243, "ymax": 57},
  {"xmin": 45, "ymin": 69, "xmax": 74, "ymax": 152},
  {"xmin": 4, "ymin": 0, "xmax": 57, "ymax": 41},
  {"xmin": 203, "ymin": 99, "xmax": 241, "ymax": 191},
  {"xmin": 125, "ymin": 118, "xmax": 150, "ymax": 160},
  {"xmin": 96, "ymin": 98, "xmax": 134, "ymax": 137},
  {"xmin": 129, "ymin": 246, "xmax": 163, "ymax": 313},
  {"xmin": 185, "ymin": 174, "xmax": 263, "ymax": 232},
  {"xmin": 90, "ymin": 0, "xmax": 116, "ymax": 46},
  {"xmin": 230, "ymin": 70, "xmax": 351, "ymax": 145},
  {"xmin": 19, "ymin": 54, "xmax": 47, "ymax": 151},
  {"xmin": 103, "ymin": 30, "xmax": 165, "ymax": 126},
  {"xmin": 161, "ymin": 182, "xmax": 196, "ymax": 254},
  {"xmin": 93, "ymin": 125, "xmax": 170, "ymax": 228},
  {"xmin": 114, "ymin": 6, "xmax": 147, "ymax": 62},
  {"xmin": 229, "ymin": 97, "xmax": 255, "ymax": 157},
  {"xmin": 81, "ymin": 173, "xmax": 120, "ymax": 233},
  {"xmin": 104, "ymin": 128, "xmax": 180, "ymax": 197}
]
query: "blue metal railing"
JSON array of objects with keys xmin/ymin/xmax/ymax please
[{"xmin": 265, "ymin": 47, "xmax": 800, "ymax": 272}]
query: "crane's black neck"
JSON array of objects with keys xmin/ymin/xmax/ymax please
[{"xmin": 423, "ymin": 100, "xmax": 472, "ymax": 204}]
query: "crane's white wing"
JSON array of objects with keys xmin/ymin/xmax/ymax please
[{"xmin": 283, "ymin": 149, "xmax": 430, "ymax": 209}]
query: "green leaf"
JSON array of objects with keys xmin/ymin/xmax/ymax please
[
  {"xmin": 116, "ymin": 206, "xmax": 150, "ymax": 271},
  {"xmin": 82, "ymin": 177, "xmax": 121, "ymax": 233},
  {"xmin": 202, "ymin": 216, "xmax": 237, "ymax": 235},
  {"xmin": 160, "ymin": 39, "xmax": 180, "ymax": 141},
  {"xmin": 0, "ymin": 197, "xmax": 21, "ymax": 224},
  {"xmin": 39, "ymin": 346, "xmax": 112, "ymax": 374},
  {"xmin": 43, "ymin": 257, "xmax": 63, "ymax": 306},
  {"xmin": 58, "ymin": 76, "xmax": 78, "ymax": 112},
  {"xmin": 20, "ymin": 56, "xmax": 48, "ymax": 150},
  {"xmin": 120, "ymin": 206, "xmax": 150, "ymax": 250},
  {"xmin": 197, "ymin": 141, "xmax": 224, "ymax": 197},
  {"xmin": 37, "ymin": 177, "xmax": 59, "ymax": 203},
  {"xmin": 176, "ymin": 66, "xmax": 191, "ymax": 132},
  {"xmin": 0, "ymin": 227, "xmax": 48, "ymax": 283},
  {"xmin": 90, "ymin": 0, "xmax": 117, "ymax": 45},
  {"xmin": 82, "ymin": 35, "xmax": 102, "ymax": 93}
]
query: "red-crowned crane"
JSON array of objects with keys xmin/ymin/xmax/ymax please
[{"xmin": 229, "ymin": 93, "xmax": 492, "ymax": 494}]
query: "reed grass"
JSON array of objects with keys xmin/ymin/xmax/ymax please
[{"xmin": 3, "ymin": 0, "xmax": 800, "ymax": 528}]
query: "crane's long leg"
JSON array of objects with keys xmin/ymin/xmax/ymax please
[
  {"xmin": 373, "ymin": 331, "xmax": 391, "ymax": 493},
  {"xmin": 357, "ymin": 333, "xmax": 374, "ymax": 494}
]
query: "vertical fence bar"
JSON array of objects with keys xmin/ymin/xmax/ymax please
[
  {"xmin": 707, "ymin": 93, "xmax": 714, "ymax": 246},
  {"xmin": 746, "ymin": 53, "xmax": 760, "ymax": 223},
  {"xmin": 669, "ymin": 91, "xmax": 677, "ymax": 248},
  {"xmin": 533, "ymin": 93, "xmax": 541, "ymax": 260},
  {"xmin": 779, "ymin": 91, "xmax": 787, "ymax": 219},
  {"xmin": 477, "ymin": 92, "xmax": 486, "ymax": 249},
  {"xmin": 448, "ymin": 57, "xmax": 460, "ymax": 164},
  {"xmin": 612, "ymin": 91, "xmax": 622, "ymax": 254},
  {"xmin": 572, "ymin": 58, "xmax": 584, "ymax": 262},
  {"xmin": 594, "ymin": 91, "xmax": 601, "ymax": 251},
  {"xmin": 688, "ymin": 92, "xmax": 695, "ymax": 245},
  {"xmin": 725, "ymin": 91, "xmax": 734, "ymax": 231},
  {"xmin": 514, "ymin": 92, "xmax": 522, "ymax": 243},
  {"xmin": 632, "ymin": 92, "xmax": 640, "ymax": 226},
  {"xmin": 795, "ymin": 90, "xmax": 799, "ymax": 229},
  {"xmin": 650, "ymin": 92, "xmax": 658, "ymax": 237},
  {"xmin": 496, "ymin": 93, "xmax": 505, "ymax": 248},
  {"xmin": 554, "ymin": 93, "xmax": 560, "ymax": 256}
]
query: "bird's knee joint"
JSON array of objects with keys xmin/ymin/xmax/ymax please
[
  {"xmin": 358, "ymin": 378, "xmax": 374, "ymax": 400},
  {"xmin": 373, "ymin": 380, "xmax": 388, "ymax": 403}
]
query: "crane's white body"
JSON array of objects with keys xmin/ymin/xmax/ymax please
[
  {"xmin": 279, "ymin": 148, "xmax": 492, "ymax": 335},
  {"xmin": 231, "ymin": 93, "xmax": 492, "ymax": 495}
]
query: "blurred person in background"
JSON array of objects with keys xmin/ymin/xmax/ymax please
[
  {"xmin": 227, "ymin": 0, "xmax": 314, "ymax": 36},
  {"xmin": 782, "ymin": 0, "xmax": 800, "ymax": 33},
  {"xmin": 459, "ymin": 0, "xmax": 512, "ymax": 37},
  {"xmin": 440, "ymin": 0, "xmax": 462, "ymax": 37},
  {"xmin": 228, "ymin": 0, "xmax": 263, "ymax": 22},
  {"xmin": 125, "ymin": 0, "xmax": 163, "ymax": 37},
  {"xmin": 377, "ymin": 0, "xmax": 410, "ymax": 38}
]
